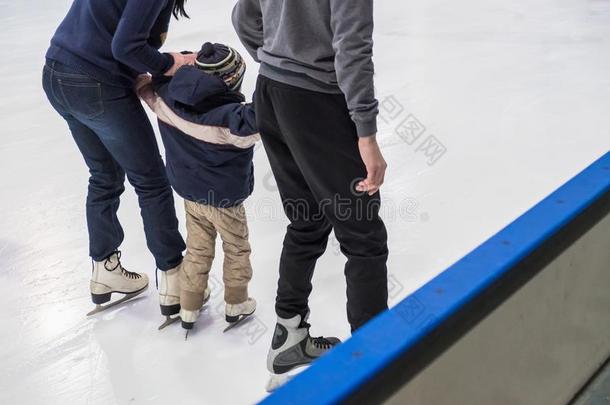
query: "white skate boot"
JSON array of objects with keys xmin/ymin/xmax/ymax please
[
  {"xmin": 180, "ymin": 287, "xmax": 211, "ymax": 338},
  {"xmin": 87, "ymin": 251, "xmax": 149, "ymax": 316},
  {"xmin": 223, "ymin": 298, "xmax": 257, "ymax": 332},
  {"xmin": 266, "ymin": 313, "xmax": 341, "ymax": 392},
  {"xmin": 157, "ymin": 265, "xmax": 182, "ymax": 330}
]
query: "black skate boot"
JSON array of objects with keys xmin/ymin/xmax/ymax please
[{"xmin": 266, "ymin": 313, "xmax": 341, "ymax": 391}]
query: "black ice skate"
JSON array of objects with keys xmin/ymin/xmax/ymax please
[{"xmin": 266, "ymin": 313, "xmax": 341, "ymax": 392}]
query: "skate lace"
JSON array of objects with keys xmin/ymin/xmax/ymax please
[
  {"xmin": 121, "ymin": 267, "xmax": 142, "ymax": 280},
  {"xmin": 300, "ymin": 321, "xmax": 334, "ymax": 350},
  {"xmin": 311, "ymin": 336, "xmax": 334, "ymax": 350},
  {"xmin": 105, "ymin": 251, "xmax": 141, "ymax": 280}
]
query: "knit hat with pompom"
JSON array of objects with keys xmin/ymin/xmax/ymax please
[{"xmin": 196, "ymin": 42, "xmax": 246, "ymax": 91}]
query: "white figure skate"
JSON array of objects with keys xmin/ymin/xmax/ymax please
[
  {"xmin": 87, "ymin": 251, "xmax": 149, "ymax": 316},
  {"xmin": 180, "ymin": 287, "xmax": 211, "ymax": 340},
  {"xmin": 158, "ymin": 265, "xmax": 182, "ymax": 330},
  {"xmin": 223, "ymin": 297, "xmax": 257, "ymax": 332}
]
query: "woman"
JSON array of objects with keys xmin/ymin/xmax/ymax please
[{"xmin": 42, "ymin": 0, "xmax": 193, "ymax": 318}]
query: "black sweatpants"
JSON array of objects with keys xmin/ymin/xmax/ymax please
[{"xmin": 255, "ymin": 75, "xmax": 388, "ymax": 331}]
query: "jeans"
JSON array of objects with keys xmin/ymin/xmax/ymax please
[
  {"xmin": 255, "ymin": 75, "xmax": 389, "ymax": 331},
  {"xmin": 42, "ymin": 60, "xmax": 185, "ymax": 270}
]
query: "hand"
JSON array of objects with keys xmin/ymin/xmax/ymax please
[
  {"xmin": 165, "ymin": 52, "xmax": 198, "ymax": 76},
  {"xmin": 134, "ymin": 73, "xmax": 152, "ymax": 93},
  {"xmin": 356, "ymin": 135, "xmax": 387, "ymax": 196},
  {"xmin": 135, "ymin": 74, "xmax": 155, "ymax": 106}
]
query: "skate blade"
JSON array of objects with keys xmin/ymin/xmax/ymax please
[
  {"xmin": 86, "ymin": 286, "xmax": 148, "ymax": 317},
  {"xmin": 266, "ymin": 374, "xmax": 292, "ymax": 392},
  {"xmin": 223, "ymin": 313, "xmax": 255, "ymax": 333},
  {"xmin": 158, "ymin": 315, "xmax": 181, "ymax": 331},
  {"xmin": 265, "ymin": 366, "xmax": 308, "ymax": 392},
  {"xmin": 265, "ymin": 372, "xmax": 298, "ymax": 392}
]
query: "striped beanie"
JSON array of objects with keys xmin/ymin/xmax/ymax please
[{"xmin": 196, "ymin": 42, "xmax": 246, "ymax": 91}]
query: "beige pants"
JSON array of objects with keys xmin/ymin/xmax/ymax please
[{"xmin": 180, "ymin": 200, "xmax": 253, "ymax": 311}]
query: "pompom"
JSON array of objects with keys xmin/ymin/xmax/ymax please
[{"xmin": 200, "ymin": 42, "xmax": 215, "ymax": 58}]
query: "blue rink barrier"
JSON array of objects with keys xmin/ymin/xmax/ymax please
[{"xmin": 260, "ymin": 150, "xmax": 610, "ymax": 405}]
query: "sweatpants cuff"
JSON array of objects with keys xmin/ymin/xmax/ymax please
[
  {"xmin": 181, "ymin": 289, "xmax": 205, "ymax": 311},
  {"xmin": 276, "ymin": 307, "xmax": 310, "ymax": 322},
  {"xmin": 225, "ymin": 286, "xmax": 248, "ymax": 305}
]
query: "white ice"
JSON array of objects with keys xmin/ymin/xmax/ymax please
[{"xmin": 0, "ymin": 0, "xmax": 609, "ymax": 404}]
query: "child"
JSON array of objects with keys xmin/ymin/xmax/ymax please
[{"xmin": 138, "ymin": 42, "xmax": 259, "ymax": 332}]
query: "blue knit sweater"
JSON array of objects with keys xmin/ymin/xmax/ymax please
[{"xmin": 46, "ymin": 0, "xmax": 174, "ymax": 87}]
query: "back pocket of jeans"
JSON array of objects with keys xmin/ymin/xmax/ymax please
[{"xmin": 57, "ymin": 79, "xmax": 104, "ymax": 119}]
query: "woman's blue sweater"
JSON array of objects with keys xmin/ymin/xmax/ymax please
[{"xmin": 46, "ymin": 0, "xmax": 175, "ymax": 87}]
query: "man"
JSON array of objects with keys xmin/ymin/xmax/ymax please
[{"xmin": 233, "ymin": 0, "xmax": 389, "ymax": 390}]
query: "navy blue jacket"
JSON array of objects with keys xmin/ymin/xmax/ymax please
[
  {"xmin": 141, "ymin": 66, "xmax": 259, "ymax": 207},
  {"xmin": 47, "ymin": 0, "xmax": 174, "ymax": 87}
]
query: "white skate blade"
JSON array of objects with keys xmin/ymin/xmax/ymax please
[
  {"xmin": 265, "ymin": 366, "xmax": 308, "ymax": 392},
  {"xmin": 223, "ymin": 312, "xmax": 255, "ymax": 333},
  {"xmin": 158, "ymin": 315, "xmax": 180, "ymax": 330},
  {"xmin": 86, "ymin": 286, "xmax": 148, "ymax": 316},
  {"xmin": 266, "ymin": 373, "xmax": 293, "ymax": 392}
]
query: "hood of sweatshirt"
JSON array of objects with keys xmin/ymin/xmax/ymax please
[{"xmin": 155, "ymin": 65, "xmax": 245, "ymax": 113}]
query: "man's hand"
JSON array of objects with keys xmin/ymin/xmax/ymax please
[
  {"xmin": 165, "ymin": 52, "xmax": 197, "ymax": 76},
  {"xmin": 356, "ymin": 135, "xmax": 387, "ymax": 196}
]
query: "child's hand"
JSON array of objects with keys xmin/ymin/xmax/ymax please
[
  {"xmin": 135, "ymin": 74, "xmax": 156, "ymax": 107},
  {"xmin": 135, "ymin": 74, "xmax": 152, "ymax": 94}
]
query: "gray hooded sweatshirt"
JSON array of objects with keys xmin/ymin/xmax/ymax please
[{"xmin": 232, "ymin": 0, "xmax": 378, "ymax": 137}]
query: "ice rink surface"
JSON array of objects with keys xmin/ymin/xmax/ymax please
[{"xmin": 0, "ymin": 0, "xmax": 608, "ymax": 404}]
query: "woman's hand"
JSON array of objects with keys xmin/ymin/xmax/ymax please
[
  {"xmin": 165, "ymin": 52, "xmax": 197, "ymax": 76},
  {"xmin": 356, "ymin": 135, "xmax": 387, "ymax": 196}
]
